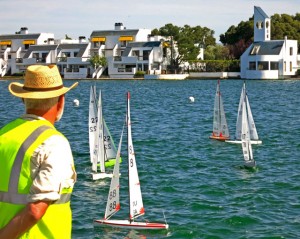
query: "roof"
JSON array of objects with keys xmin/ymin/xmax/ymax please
[
  {"xmin": 250, "ymin": 41, "xmax": 284, "ymax": 55},
  {"xmin": 91, "ymin": 29, "xmax": 139, "ymax": 37},
  {"xmin": 23, "ymin": 43, "xmax": 89, "ymax": 58},
  {"xmin": 127, "ymin": 41, "xmax": 161, "ymax": 48},
  {"xmin": 0, "ymin": 33, "xmax": 41, "ymax": 40},
  {"xmin": 123, "ymin": 41, "xmax": 162, "ymax": 56},
  {"xmin": 23, "ymin": 45, "xmax": 58, "ymax": 58},
  {"xmin": 254, "ymin": 6, "xmax": 269, "ymax": 19},
  {"xmin": 58, "ymin": 43, "xmax": 89, "ymax": 57}
]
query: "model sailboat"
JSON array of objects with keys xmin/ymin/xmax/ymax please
[
  {"xmin": 241, "ymin": 90, "xmax": 256, "ymax": 168},
  {"xmin": 94, "ymin": 92, "xmax": 169, "ymax": 230},
  {"xmin": 89, "ymin": 86, "xmax": 119, "ymax": 180},
  {"xmin": 209, "ymin": 80, "xmax": 230, "ymax": 141},
  {"xmin": 226, "ymin": 82, "xmax": 262, "ymax": 145}
]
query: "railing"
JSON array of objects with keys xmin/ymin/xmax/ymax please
[
  {"xmin": 114, "ymin": 56, "xmax": 122, "ymax": 61},
  {"xmin": 36, "ymin": 58, "xmax": 46, "ymax": 63},
  {"xmin": 57, "ymin": 57, "xmax": 67, "ymax": 62},
  {"xmin": 15, "ymin": 58, "xmax": 23, "ymax": 63}
]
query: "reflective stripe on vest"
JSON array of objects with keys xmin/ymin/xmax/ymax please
[{"xmin": 0, "ymin": 124, "xmax": 72, "ymax": 205}]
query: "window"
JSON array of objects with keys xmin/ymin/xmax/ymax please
[
  {"xmin": 33, "ymin": 53, "xmax": 39, "ymax": 59},
  {"xmin": 290, "ymin": 61, "xmax": 292, "ymax": 72},
  {"xmin": 257, "ymin": 61, "xmax": 268, "ymax": 70},
  {"xmin": 249, "ymin": 62, "xmax": 256, "ymax": 70},
  {"xmin": 74, "ymin": 52, "xmax": 78, "ymax": 57},
  {"xmin": 62, "ymin": 52, "xmax": 70, "ymax": 57},
  {"xmin": 250, "ymin": 45, "xmax": 260, "ymax": 55},
  {"xmin": 290, "ymin": 47, "xmax": 293, "ymax": 56},
  {"xmin": 41, "ymin": 53, "xmax": 47, "ymax": 63},
  {"xmin": 256, "ymin": 21, "xmax": 263, "ymax": 29},
  {"xmin": 284, "ymin": 61, "xmax": 286, "ymax": 72},
  {"xmin": 143, "ymin": 50, "xmax": 150, "ymax": 60},
  {"xmin": 270, "ymin": 62, "xmax": 279, "ymax": 70},
  {"xmin": 132, "ymin": 50, "xmax": 139, "ymax": 57}
]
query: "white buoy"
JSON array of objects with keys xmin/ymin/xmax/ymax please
[
  {"xmin": 189, "ymin": 96, "xmax": 195, "ymax": 103},
  {"xmin": 73, "ymin": 99, "xmax": 79, "ymax": 107}
]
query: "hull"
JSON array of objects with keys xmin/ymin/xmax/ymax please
[
  {"xmin": 225, "ymin": 140, "xmax": 262, "ymax": 145},
  {"xmin": 94, "ymin": 219, "xmax": 169, "ymax": 230},
  {"xmin": 244, "ymin": 160, "xmax": 256, "ymax": 168},
  {"xmin": 209, "ymin": 135, "xmax": 230, "ymax": 141},
  {"xmin": 98, "ymin": 158, "xmax": 122, "ymax": 168},
  {"xmin": 92, "ymin": 172, "xmax": 113, "ymax": 180}
]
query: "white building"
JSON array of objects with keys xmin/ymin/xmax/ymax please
[
  {"xmin": 90, "ymin": 23, "xmax": 168, "ymax": 78},
  {"xmin": 0, "ymin": 27, "xmax": 54, "ymax": 76},
  {"xmin": 240, "ymin": 6, "xmax": 300, "ymax": 79},
  {"xmin": 0, "ymin": 24, "xmax": 172, "ymax": 79}
]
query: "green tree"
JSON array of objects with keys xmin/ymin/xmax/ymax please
[
  {"xmin": 89, "ymin": 55, "xmax": 107, "ymax": 69},
  {"xmin": 151, "ymin": 23, "xmax": 216, "ymax": 66}
]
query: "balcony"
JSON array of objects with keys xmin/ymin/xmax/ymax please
[{"xmin": 15, "ymin": 58, "xmax": 23, "ymax": 63}]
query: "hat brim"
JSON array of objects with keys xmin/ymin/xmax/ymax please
[{"xmin": 9, "ymin": 82, "xmax": 78, "ymax": 99}]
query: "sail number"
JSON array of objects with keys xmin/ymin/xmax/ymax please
[
  {"xmin": 109, "ymin": 189, "xmax": 117, "ymax": 211},
  {"xmin": 89, "ymin": 117, "xmax": 98, "ymax": 132},
  {"xmin": 109, "ymin": 189, "xmax": 117, "ymax": 199},
  {"xmin": 109, "ymin": 201, "xmax": 117, "ymax": 211},
  {"xmin": 129, "ymin": 145, "xmax": 134, "ymax": 167}
]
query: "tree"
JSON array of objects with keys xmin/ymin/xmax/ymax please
[
  {"xmin": 219, "ymin": 18, "xmax": 253, "ymax": 59},
  {"xmin": 151, "ymin": 23, "xmax": 216, "ymax": 66},
  {"xmin": 89, "ymin": 55, "xmax": 107, "ymax": 69}
]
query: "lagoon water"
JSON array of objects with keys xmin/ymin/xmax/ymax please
[{"xmin": 0, "ymin": 79, "xmax": 299, "ymax": 239}]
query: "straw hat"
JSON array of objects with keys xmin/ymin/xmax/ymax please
[{"xmin": 9, "ymin": 65, "xmax": 78, "ymax": 99}]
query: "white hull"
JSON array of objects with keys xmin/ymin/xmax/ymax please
[
  {"xmin": 94, "ymin": 219, "xmax": 169, "ymax": 230},
  {"xmin": 144, "ymin": 74, "xmax": 188, "ymax": 80},
  {"xmin": 92, "ymin": 172, "xmax": 113, "ymax": 180},
  {"xmin": 225, "ymin": 140, "xmax": 262, "ymax": 145}
]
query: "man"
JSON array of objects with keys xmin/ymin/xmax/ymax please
[{"xmin": 0, "ymin": 65, "xmax": 78, "ymax": 238}]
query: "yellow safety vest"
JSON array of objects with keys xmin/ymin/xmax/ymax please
[{"xmin": 0, "ymin": 118, "xmax": 75, "ymax": 238}]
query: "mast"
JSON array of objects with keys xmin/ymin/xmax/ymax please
[
  {"xmin": 98, "ymin": 90, "xmax": 105, "ymax": 173},
  {"xmin": 218, "ymin": 80, "xmax": 221, "ymax": 136},
  {"xmin": 127, "ymin": 92, "xmax": 131, "ymax": 222}
]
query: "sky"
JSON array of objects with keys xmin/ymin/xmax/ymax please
[{"xmin": 0, "ymin": 0, "xmax": 299, "ymax": 42}]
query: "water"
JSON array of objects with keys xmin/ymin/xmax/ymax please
[{"xmin": 0, "ymin": 79, "xmax": 299, "ymax": 239}]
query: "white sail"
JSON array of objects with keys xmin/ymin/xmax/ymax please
[
  {"xmin": 92, "ymin": 90, "xmax": 105, "ymax": 173},
  {"xmin": 211, "ymin": 80, "xmax": 229, "ymax": 139},
  {"xmin": 235, "ymin": 82, "xmax": 245, "ymax": 140},
  {"xmin": 219, "ymin": 91, "xmax": 229, "ymax": 137},
  {"xmin": 245, "ymin": 94, "xmax": 259, "ymax": 140},
  {"xmin": 104, "ymin": 126, "xmax": 124, "ymax": 219},
  {"xmin": 89, "ymin": 86, "xmax": 97, "ymax": 163},
  {"xmin": 212, "ymin": 82, "xmax": 220, "ymax": 135},
  {"xmin": 127, "ymin": 92, "xmax": 145, "ymax": 220},
  {"xmin": 241, "ymin": 95, "xmax": 255, "ymax": 167},
  {"xmin": 103, "ymin": 119, "xmax": 118, "ymax": 160}
]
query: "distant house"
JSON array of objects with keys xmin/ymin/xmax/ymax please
[
  {"xmin": 240, "ymin": 6, "xmax": 300, "ymax": 79},
  {"xmin": 0, "ymin": 27, "xmax": 54, "ymax": 76},
  {"xmin": 0, "ymin": 24, "xmax": 175, "ymax": 79},
  {"xmin": 90, "ymin": 23, "xmax": 168, "ymax": 78},
  {"xmin": 21, "ymin": 37, "xmax": 91, "ymax": 79}
]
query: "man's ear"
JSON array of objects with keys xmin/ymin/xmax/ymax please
[{"xmin": 56, "ymin": 95, "xmax": 65, "ymax": 117}]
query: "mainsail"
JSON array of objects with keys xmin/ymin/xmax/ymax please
[{"xmin": 127, "ymin": 92, "xmax": 145, "ymax": 220}]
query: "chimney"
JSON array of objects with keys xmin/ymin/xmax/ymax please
[
  {"xmin": 79, "ymin": 36, "xmax": 86, "ymax": 43},
  {"xmin": 20, "ymin": 27, "xmax": 28, "ymax": 34},
  {"xmin": 114, "ymin": 22, "xmax": 124, "ymax": 30},
  {"xmin": 48, "ymin": 38, "xmax": 54, "ymax": 45}
]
